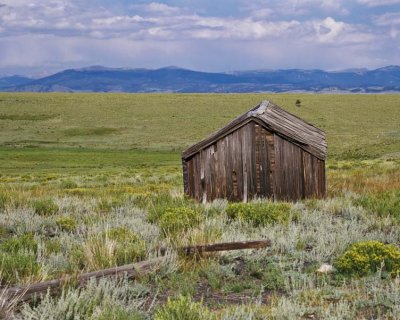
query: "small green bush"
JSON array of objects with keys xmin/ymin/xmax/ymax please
[
  {"xmin": 0, "ymin": 233, "xmax": 38, "ymax": 254},
  {"xmin": 60, "ymin": 180, "xmax": 78, "ymax": 189},
  {"xmin": 154, "ymin": 295, "xmax": 210, "ymax": 320},
  {"xmin": 97, "ymin": 198, "xmax": 125, "ymax": 213},
  {"xmin": 0, "ymin": 225, "xmax": 12, "ymax": 240},
  {"xmin": 0, "ymin": 192, "xmax": 9, "ymax": 210},
  {"xmin": 262, "ymin": 265, "xmax": 285, "ymax": 291},
  {"xmin": 0, "ymin": 252, "xmax": 39, "ymax": 284},
  {"xmin": 44, "ymin": 238, "xmax": 62, "ymax": 254},
  {"xmin": 96, "ymin": 227, "xmax": 146, "ymax": 266},
  {"xmin": 68, "ymin": 245, "xmax": 85, "ymax": 270},
  {"xmin": 110, "ymin": 228, "xmax": 145, "ymax": 260},
  {"xmin": 97, "ymin": 305, "xmax": 145, "ymax": 320},
  {"xmin": 106, "ymin": 227, "xmax": 140, "ymax": 243},
  {"xmin": 0, "ymin": 233, "xmax": 39, "ymax": 283},
  {"xmin": 146, "ymin": 194, "xmax": 196, "ymax": 222},
  {"xmin": 226, "ymin": 201, "xmax": 293, "ymax": 227},
  {"xmin": 354, "ymin": 190, "xmax": 400, "ymax": 221},
  {"xmin": 56, "ymin": 216, "xmax": 77, "ymax": 232},
  {"xmin": 336, "ymin": 241, "xmax": 400, "ymax": 277},
  {"xmin": 158, "ymin": 207, "xmax": 201, "ymax": 236},
  {"xmin": 31, "ymin": 198, "xmax": 59, "ymax": 216}
]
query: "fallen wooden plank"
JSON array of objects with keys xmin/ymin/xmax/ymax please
[
  {"xmin": 179, "ymin": 239, "xmax": 271, "ymax": 256},
  {"xmin": 3, "ymin": 257, "xmax": 165, "ymax": 305},
  {"xmin": 2, "ymin": 239, "xmax": 271, "ymax": 306}
]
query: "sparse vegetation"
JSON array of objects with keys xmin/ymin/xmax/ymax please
[
  {"xmin": 354, "ymin": 190, "xmax": 400, "ymax": 221},
  {"xmin": 31, "ymin": 199, "xmax": 59, "ymax": 216},
  {"xmin": 0, "ymin": 192, "xmax": 9, "ymax": 210},
  {"xmin": 0, "ymin": 93, "xmax": 399, "ymax": 318},
  {"xmin": 154, "ymin": 295, "xmax": 209, "ymax": 320},
  {"xmin": 158, "ymin": 206, "xmax": 201, "ymax": 237},
  {"xmin": 0, "ymin": 233, "xmax": 39, "ymax": 283},
  {"xmin": 84, "ymin": 227, "xmax": 146, "ymax": 270},
  {"xmin": 15, "ymin": 277, "xmax": 148, "ymax": 320},
  {"xmin": 56, "ymin": 216, "xmax": 77, "ymax": 232},
  {"xmin": 226, "ymin": 201, "xmax": 294, "ymax": 226}
]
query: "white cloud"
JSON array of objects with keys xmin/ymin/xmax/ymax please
[
  {"xmin": 0, "ymin": 0, "xmax": 92, "ymax": 35},
  {"xmin": 152, "ymin": 14, "xmax": 302, "ymax": 41},
  {"xmin": 92, "ymin": 15, "xmax": 149, "ymax": 27},
  {"xmin": 311, "ymin": 17, "xmax": 375, "ymax": 44},
  {"xmin": 210, "ymin": 17, "xmax": 295, "ymax": 40},
  {"xmin": 243, "ymin": 0, "xmax": 349, "ymax": 17},
  {"xmin": 317, "ymin": 0, "xmax": 349, "ymax": 15},
  {"xmin": 390, "ymin": 28, "xmax": 398, "ymax": 38},
  {"xmin": 1, "ymin": 0, "xmax": 35, "ymax": 5},
  {"xmin": 373, "ymin": 12, "xmax": 400, "ymax": 39},
  {"xmin": 374, "ymin": 12, "xmax": 400, "ymax": 26},
  {"xmin": 143, "ymin": 2, "xmax": 181, "ymax": 14},
  {"xmin": 358, "ymin": 0, "xmax": 400, "ymax": 7},
  {"xmin": 313, "ymin": 17, "xmax": 346, "ymax": 43},
  {"xmin": 251, "ymin": 8, "xmax": 274, "ymax": 19}
]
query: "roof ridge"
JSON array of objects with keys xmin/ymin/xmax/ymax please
[{"xmin": 249, "ymin": 100, "xmax": 269, "ymax": 116}]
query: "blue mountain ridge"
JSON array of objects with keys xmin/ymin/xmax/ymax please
[
  {"xmin": 1, "ymin": 65, "xmax": 400, "ymax": 93},
  {"xmin": 0, "ymin": 75, "xmax": 32, "ymax": 89}
]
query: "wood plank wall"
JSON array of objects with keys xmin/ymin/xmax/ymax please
[{"xmin": 183, "ymin": 121, "xmax": 326, "ymax": 202}]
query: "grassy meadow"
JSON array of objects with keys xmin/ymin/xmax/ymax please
[{"xmin": 0, "ymin": 93, "xmax": 399, "ymax": 319}]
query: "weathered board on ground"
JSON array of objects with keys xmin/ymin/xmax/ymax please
[{"xmin": 1, "ymin": 240, "xmax": 270, "ymax": 307}]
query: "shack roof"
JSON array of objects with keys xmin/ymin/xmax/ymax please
[{"xmin": 182, "ymin": 100, "xmax": 327, "ymax": 161}]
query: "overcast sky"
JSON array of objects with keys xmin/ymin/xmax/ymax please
[{"xmin": 0, "ymin": 0, "xmax": 399, "ymax": 76}]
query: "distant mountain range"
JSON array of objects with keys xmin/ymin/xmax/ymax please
[{"xmin": 1, "ymin": 65, "xmax": 400, "ymax": 93}]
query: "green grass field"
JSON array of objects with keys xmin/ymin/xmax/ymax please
[
  {"xmin": 0, "ymin": 93, "xmax": 399, "ymax": 319},
  {"xmin": 1, "ymin": 93, "xmax": 399, "ymax": 158}
]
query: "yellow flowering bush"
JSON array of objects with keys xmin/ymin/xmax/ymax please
[{"xmin": 336, "ymin": 240, "xmax": 400, "ymax": 277}]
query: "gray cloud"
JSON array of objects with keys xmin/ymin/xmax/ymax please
[
  {"xmin": 358, "ymin": 0, "xmax": 400, "ymax": 7},
  {"xmin": 374, "ymin": 12, "xmax": 400, "ymax": 26},
  {"xmin": 242, "ymin": 0, "xmax": 349, "ymax": 17}
]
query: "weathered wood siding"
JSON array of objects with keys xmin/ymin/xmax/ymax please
[
  {"xmin": 183, "ymin": 120, "xmax": 326, "ymax": 202},
  {"xmin": 272, "ymin": 134, "xmax": 326, "ymax": 201}
]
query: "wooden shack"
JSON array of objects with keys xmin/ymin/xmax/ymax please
[{"xmin": 181, "ymin": 100, "xmax": 327, "ymax": 202}]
